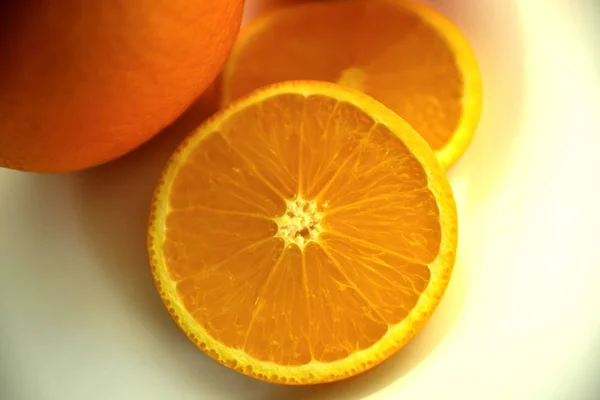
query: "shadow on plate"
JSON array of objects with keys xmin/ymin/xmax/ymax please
[
  {"xmin": 243, "ymin": 0, "xmax": 314, "ymax": 21},
  {"xmin": 73, "ymin": 82, "xmax": 219, "ymax": 335},
  {"xmin": 71, "ymin": 85, "xmax": 278, "ymax": 397}
]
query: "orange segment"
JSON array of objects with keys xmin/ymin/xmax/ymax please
[
  {"xmin": 177, "ymin": 237, "xmax": 283, "ymax": 348},
  {"xmin": 167, "ymin": 132, "xmax": 285, "ymax": 215},
  {"xmin": 243, "ymin": 245, "xmax": 312, "ymax": 365},
  {"xmin": 319, "ymin": 234, "xmax": 430, "ymax": 324},
  {"xmin": 222, "ymin": 0, "xmax": 483, "ymax": 168},
  {"xmin": 219, "ymin": 94, "xmax": 305, "ymax": 198},
  {"xmin": 302, "ymin": 242, "xmax": 389, "ymax": 362},
  {"xmin": 164, "ymin": 209, "xmax": 277, "ymax": 280},
  {"xmin": 322, "ymin": 187, "xmax": 441, "ymax": 264},
  {"xmin": 148, "ymin": 81, "xmax": 457, "ymax": 384}
]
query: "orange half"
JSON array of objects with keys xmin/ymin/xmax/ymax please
[
  {"xmin": 148, "ymin": 81, "xmax": 457, "ymax": 384},
  {"xmin": 222, "ymin": 0, "xmax": 483, "ymax": 168}
]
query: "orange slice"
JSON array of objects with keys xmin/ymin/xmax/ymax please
[
  {"xmin": 148, "ymin": 81, "xmax": 457, "ymax": 384},
  {"xmin": 222, "ymin": 0, "xmax": 483, "ymax": 168}
]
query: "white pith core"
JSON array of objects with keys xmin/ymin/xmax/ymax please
[{"xmin": 274, "ymin": 196, "xmax": 323, "ymax": 249}]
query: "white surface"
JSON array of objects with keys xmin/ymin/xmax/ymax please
[{"xmin": 2, "ymin": 0, "xmax": 600, "ymax": 399}]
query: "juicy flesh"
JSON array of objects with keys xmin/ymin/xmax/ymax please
[
  {"xmin": 164, "ymin": 94, "xmax": 441, "ymax": 366},
  {"xmin": 227, "ymin": 0, "xmax": 464, "ymax": 150}
]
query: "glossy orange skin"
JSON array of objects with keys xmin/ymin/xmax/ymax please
[{"xmin": 0, "ymin": 0, "xmax": 244, "ymax": 172}]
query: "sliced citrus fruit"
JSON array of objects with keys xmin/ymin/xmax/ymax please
[
  {"xmin": 148, "ymin": 81, "xmax": 457, "ymax": 384},
  {"xmin": 222, "ymin": 0, "xmax": 482, "ymax": 169}
]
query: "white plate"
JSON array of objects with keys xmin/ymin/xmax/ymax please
[{"xmin": 2, "ymin": 1, "xmax": 600, "ymax": 399}]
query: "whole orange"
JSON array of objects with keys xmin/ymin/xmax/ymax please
[{"xmin": 0, "ymin": 0, "xmax": 244, "ymax": 172}]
